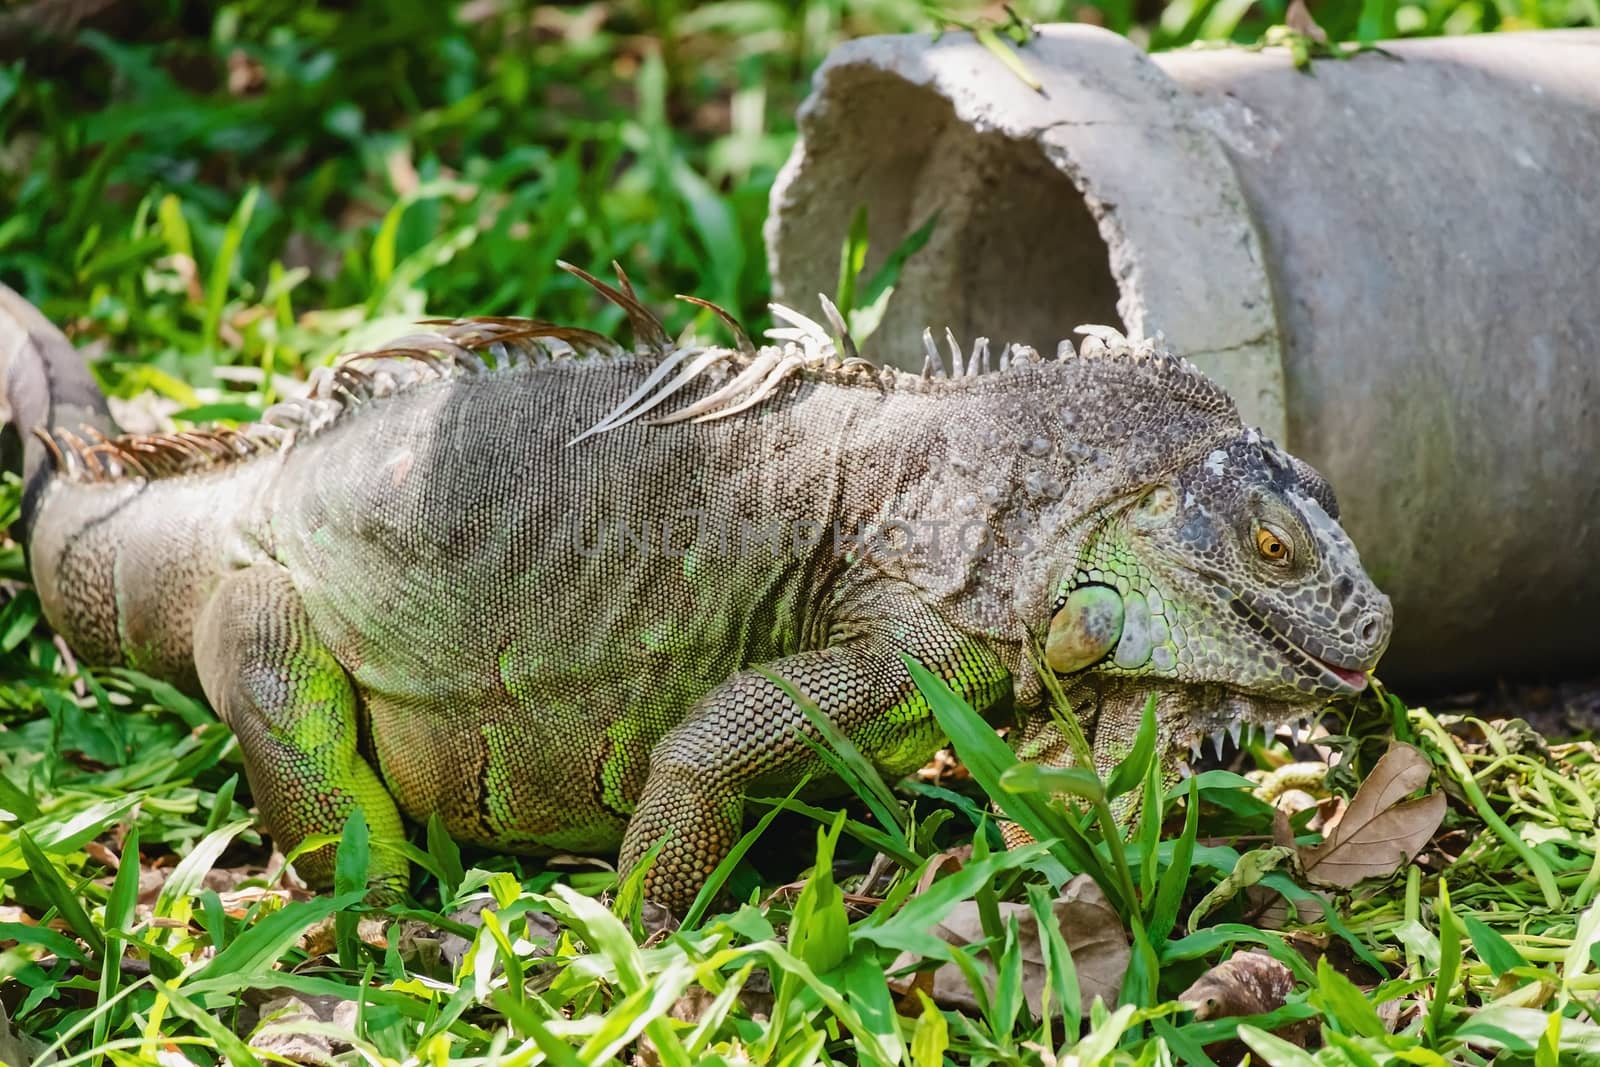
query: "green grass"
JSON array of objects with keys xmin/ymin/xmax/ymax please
[{"xmin": 2, "ymin": 0, "xmax": 1599, "ymax": 1062}]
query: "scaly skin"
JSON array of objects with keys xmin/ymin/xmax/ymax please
[{"xmin": 0, "ymin": 268, "xmax": 1392, "ymax": 911}]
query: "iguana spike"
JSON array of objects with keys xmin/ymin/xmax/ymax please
[
  {"xmin": 944, "ymin": 328, "xmax": 963, "ymax": 377},
  {"xmin": 456, "ymin": 349, "xmax": 492, "ymax": 374},
  {"xmin": 687, "ymin": 353, "xmax": 805, "ymax": 425},
  {"xmin": 367, "ymin": 346, "xmax": 450, "ymax": 376},
  {"xmin": 767, "ymin": 303, "xmax": 833, "ymax": 349},
  {"xmin": 648, "ymin": 350, "xmax": 782, "ymax": 427},
  {"xmin": 611, "ymin": 260, "xmax": 640, "ymax": 302},
  {"xmin": 515, "ymin": 322, "xmax": 623, "ymax": 359},
  {"xmin": 108, "ymin": 444, "xmax": 151, "ymax": 479},
  {"xmin": 998, "ymin": 344, "xmax": 1012, "ymax": 373},
  {"xmin": 82, "ymin": 439, "xmax": 128, "ymax": 479},
  {"xmin": 159, "ymin": 434, "xmax": 207, "ymax": 461},
  {"xmin": 566, "ymin": 345, "xmax": 700, "ymax": 446},
  {"xmin": 1076, "ymin": 324, "xmax": 1137, "ymax": 363},
  {"xmin": 816, "ymin": 294, "xmax": 859, "ymax": 364},
  {"xmin": 921, "ymin": 328, "xmax": 945, "ymax": 379},
  {"xmin": 967, "ymin": 336, "xmax": 989, "ymax": 377},
  {"xmin": 53, "ymin": 428, "xmax": 92, "ymax": 478},
  {"xmin": 330, "ymin": 366, "xmax": 371, "ymax": 403},
  {"xmin": 591, "ymin": 347, "xmax": 725, "ymax": 429},
  {"xmin": 74, "ymin": 425, "xmax": 119, "ymax": 479},
  {"xmin": 30, "ymin": 427, "xmax": 65, "ymax": 472},
  {"xmin": 374, "ymin": 332, "xmax": 478, "ymax": 364},
  {"xmin": 557, "ymin": 260, "xmax": 672, "ymax": 354},
  {"xmin": 79, "ymin": 426, "xmax": 120, "ymax": 471},
  {"xmin": 180, "ymin": 431, "xmax": 231, "ymax": 459},
  {"xmin": 675, "ymin": 294, "xmax": 756, "ymax": 357}
]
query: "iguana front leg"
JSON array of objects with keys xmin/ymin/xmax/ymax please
[
  {"xmin": 1001, "ymin": 683, "xmax": 1204, "ymax": 848},
  {"xmin": 193, "ymin": 564, "xmax": 408, "ymax": 897},
  {"xmin": 620, "ymin": 577, "xmax": 1010, "ymax": 912}
]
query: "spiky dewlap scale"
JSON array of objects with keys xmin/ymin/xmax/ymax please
[{"xmin": 35, "ymin": 261, "xmax": 1229, "ymax": 486}]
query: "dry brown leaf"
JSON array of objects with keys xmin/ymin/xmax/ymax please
[
  {"xmin": 1245, "ymin": 878, "xmax": 1332, "ymax": 931},
  {"xmin": 83, "ymin": 840, "xmax": 120, "ymax": 870},
  {"xmin": 250, "ymin": 994, "xmax": 357, "ymax": 1066},
  {"xmin": 1301, "ymin": 742, "xmax": 1446, "ymax": 888},
  {"xmin": 1377, "ymin": 997, "xmax": 1416, "ymax": 1034},
  {"xmin": 914, "ymin": 849, "xmax": 970, "ymax": 895},
  {"xmin": 300, "ymin": 915, "xmax": 389, "ymax": 959},
  {"xmin": 1285, "ymin": 0, "xmax": 1330, "ymax": 42},
  {"xmin": 636, "ymin": 985, "xmax": 776, "ymax": 1067},
  {"xmin": 889, "ymin": 873, "xmax": 1129, "ymax": 1018},
  {"xmin": 0, "ymin": 998, "xmax": 53, "ymax": 1065},
  {"xmin": 1271, "ymin": 807, "xmax": 1297, "ymax": 849},
  {"xmin": 1180, "ymin": 949, "xmax": 1294, "ymax": 1020}
]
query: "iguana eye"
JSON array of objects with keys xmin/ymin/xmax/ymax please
[{"xmin": 1255, "ymin": 524, "xmax": 1292, "ymax": 566}]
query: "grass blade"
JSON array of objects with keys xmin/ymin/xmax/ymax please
[
  {"xmin": 334, "ymin": 807, "xmax": 372, "ymax": 970},
  {"xmin": 1463, "ymin": 914, "xmax": 1526, "ymax": 978},
  {"xmin": 17, "ymin": 829, "xmax": 102, "ymax": 956},
  {"xmin": 187, "ymin": 892, "xmax": 364, "ymax": 989},
  {"xmin": 1149, "ymin": 776, "xmax": 1200, "ymax": 944},
  {"xmin": 202, "ymin": 185, "xmax": 258, "ymax": 348},
  {"xmin": 93, "ymin": 828, "xmax": 141, "ymax": 1050}
]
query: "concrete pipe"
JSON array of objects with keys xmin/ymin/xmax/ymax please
[{"xmin": 765, "ymin": 27, "xmax": 1600, "ymax": 689}]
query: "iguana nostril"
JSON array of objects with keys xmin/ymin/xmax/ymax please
[{"xmin": 1358, "ymin": 613, "xmax": 1381, "ymax": 645}]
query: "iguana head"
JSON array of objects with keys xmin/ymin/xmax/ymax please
[{"xmin": 1041, "ymin": 422, "xmax": 1392, "ymax": 735}]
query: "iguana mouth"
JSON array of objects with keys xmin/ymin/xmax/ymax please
[
  {"xmin": 1313, "ymin": 659, "xmax": 1369, "ymax": 692},
  {"xmin": 1226, "ymin": 594, "xmax": 1367, "ymax": 695}
]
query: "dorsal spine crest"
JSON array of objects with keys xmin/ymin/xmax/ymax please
[{"xmin": 40, "ymin": 266, "xmax": 1228, "ymax": 483}]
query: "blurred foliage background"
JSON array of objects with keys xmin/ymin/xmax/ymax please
[{"xmin": 0, "ymin": 0, "xmax": 1594, "ymax": 419}]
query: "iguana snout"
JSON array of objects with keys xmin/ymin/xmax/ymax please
[{"xmin": 1046, "ymin": 428, "xmax": 1392, "ymax": 705}]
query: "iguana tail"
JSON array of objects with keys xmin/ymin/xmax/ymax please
[{"xmin": 0, "ymin": 284, "xmax": 116, "ymax": 539}]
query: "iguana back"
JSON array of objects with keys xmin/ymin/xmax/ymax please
[{"xmin": 268, "ymin": 353, "xmax": 906, "ymax": 855}]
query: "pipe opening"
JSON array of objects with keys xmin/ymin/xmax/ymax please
[
  {"xmin": 780, "ymin": 65, "xmax": 1124, "ymax": 365},
  {"xmin": 936, "ymin": 130, "xmax": 1126, "ymax": 355}
]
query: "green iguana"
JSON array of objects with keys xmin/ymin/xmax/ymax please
[{"xmin": 0, "ymin": 265, "xmax": 1391, "ymax": 911}]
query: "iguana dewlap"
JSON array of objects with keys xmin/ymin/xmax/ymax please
[{"xmin": 0, "ymin": 266, "xmax": 1391, "ymax": 910}]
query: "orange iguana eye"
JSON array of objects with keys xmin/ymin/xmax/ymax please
[{"xmin": 1256, "ymin": 525, "xmax": 1292, "ymax": 565}]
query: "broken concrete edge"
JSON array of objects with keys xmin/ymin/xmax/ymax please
[{"xmin": 765, "ymin": 24, "xmax": 1290, "ymax": 444}]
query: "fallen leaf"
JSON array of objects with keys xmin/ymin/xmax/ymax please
[
  {"xmin": 83, "ymin": 840, "xmax": 120, "ymax": 870},
  {"xmin": 1245, "ymin": 876, "xmax": 1332, "ymax": 932},
  {"xmin": 1377, "ymin": 997, "xmax": 1416, "ymax": 1034},
  {"xmin": 1187, "ymin": 846, "xmax": 1298, "ymax": 932},
  {"xmin": 250, "ymin": 994, "xmax": 357, "ymax": 1067},
  {"xmin": 0, "ymin": 999, "xmax": 54, "ymax": 1065},
  {"xmin": 1181, "ymin": 951, "xmax": 1317, "ymax": 1062},
  {"xmin": 637, "ymin": 985, "xmax": 766, "ymax": 1067},
  {"xmin": 889, "ymin": 873, "xmax": 1129, "ymax": 1018},
  {"xmin": 301, "ymin": 914, "xmax": 388, "ymax": 959},
  {"xmin": 915, "ymin": 849, "xmax": 970, "ymax": 895},
  {"xmin": 1180, "ymin": 950, "xmax": 1294, "ymax": 1020},
  {"xmin": 1301, "ymin": 742, "xmax": 1446, "ymax": 888},
  {"xmin": 1284, "ymin": 0, "xmax": 1330, "ymax": 43}
]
